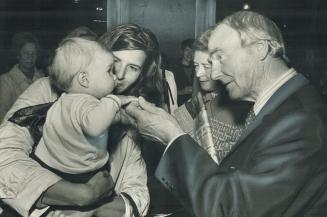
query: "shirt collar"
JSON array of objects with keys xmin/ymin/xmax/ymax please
[{"xmin": 253, "ymin": 68, "xmax": 297, "ymax": 115}]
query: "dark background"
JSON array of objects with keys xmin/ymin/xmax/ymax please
[
  {"xmin": 0, "ymin": 0, "xmax": 326, "ymax": 86},
  {"xmin": 0, "ymin": 0, "xmax": 107, "ymax": 72},
  {"xmin": 0, "ymin": 0, "xmax": 106, "ymax": 49}
]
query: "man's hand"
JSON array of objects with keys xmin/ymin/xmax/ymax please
[
  {"xmin": 112, "ymin": 96, "xmax": 138, "ymax": 125},
  {"xmin": 113, "ymin": 109, "xmax": 137, "ymax": 126},
  {"xmin": 125, "ymin": 97, "xmax": 184, "ymax": 145}
]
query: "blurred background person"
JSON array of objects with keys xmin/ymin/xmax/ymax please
[
  {"xmin": 169, "ymin": 38, "xmax": 195, "ymax": 105},
  {"xmin": 0, "ymin": 31, "xmax": 44, "ymax": 122}
]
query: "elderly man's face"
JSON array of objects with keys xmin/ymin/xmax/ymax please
[{"xmin": 208, "ymin": 24, "xmax": 258, "ymax": 101}]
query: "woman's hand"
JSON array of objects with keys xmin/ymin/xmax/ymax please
[
  {"xmin": 86, "ymin": 170, "xmax": 115, "ymax": 202},
  {"xmin": 38, "ymin": 170, "xmax": 115, "ymax": 207},
  {"xmin": 47, "ymin": 209, "xmax": 95, "ymax": 217},
  {"xmin": 46, "ymin": 196, "xmax": 125, "ymax": 217},
  {"xmin": 94, "ymin": 195, "xmax": 126, "ymax": 217}
]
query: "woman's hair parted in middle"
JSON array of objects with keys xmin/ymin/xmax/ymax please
[{"xmin": 98, "ymin": 24, "xmax": 163, "ymax": 106}]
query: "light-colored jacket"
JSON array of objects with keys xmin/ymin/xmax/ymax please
[{"xmin": 0, "ymin": 77, "xmax": 149, "ymax": 217}]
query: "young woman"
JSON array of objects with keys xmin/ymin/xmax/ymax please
[
  {"xmin": 0, "ymin": 24, "xmax": 173, "ymax": 217},
  {"xmin": 99, "ymin": 24, "xmax": 177, "ymax": 112},
  {"xmin": 99, "ymin": 24, "xmax": 180, "ymax": 216}
]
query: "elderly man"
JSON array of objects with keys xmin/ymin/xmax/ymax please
[{"xmin": 126, "ymin": 11, "xmax": 327, "ymax": 217}]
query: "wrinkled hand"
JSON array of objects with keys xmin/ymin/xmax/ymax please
[
  {"xmin": 86, "ymin": 170, "xmax": 115, "ymax": 199},
  {"xmin": 114, "ymin": 108, "xmax": 137, "ymax": 126},
  {"xmin": 125, "ymin": 97, "xmax": 184, "ymax": 145},
  {"xmin": 112, "ymin": 96, "xmax": 138, "ymax": 125}
]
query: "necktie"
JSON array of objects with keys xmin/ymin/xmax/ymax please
[{"xmin": 245, "ymin": 108, "xmax": 256, "ymax": 128}]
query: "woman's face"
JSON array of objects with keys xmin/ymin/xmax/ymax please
[
  {"xmin": 18, "ymin": 42, "xmax": 38, "ymax": 71},
  {"xmin": 182, "ymin": 46, "xmax": 194, "ymax": 65},
  {"xmin": 194, "ymin": 50, "xmax": 217, "ymax": 92},
  {"xmin": 112, "ymin": 50, "xmax": 147, "ymax": 94}
]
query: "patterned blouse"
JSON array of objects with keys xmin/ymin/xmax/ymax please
[{"xmin": 174, "ymin": 92, "xmax": 252, "ymax": 164}]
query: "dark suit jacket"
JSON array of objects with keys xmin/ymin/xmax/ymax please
[{"xmin": 155, "ymin": 74, "xmax": 327, "ymax": 217}]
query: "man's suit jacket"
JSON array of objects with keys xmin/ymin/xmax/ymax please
[{"xmin": 155, "ymin": 74, "xmax": 327, "ymax": 217}]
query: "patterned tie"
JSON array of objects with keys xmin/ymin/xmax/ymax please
[{"xmin": 244, "ymin": 108, "xmax": 256, "ymax": 128}]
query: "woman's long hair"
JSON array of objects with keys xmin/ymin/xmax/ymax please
[
  {"xmin": 98, "ymin": 24, "xmax": 163, "ymax": 106},
  {"xmin": 99, "ymin": 24, "xmax": 165, "ymax": 146}
]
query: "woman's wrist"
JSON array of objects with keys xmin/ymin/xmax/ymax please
[
  {"xmin": 40, "ymin": 180, "xmax": 93, "ymax": 207},
  {"xmin": 94, "ymin": 195, "xmax": 126, "ymax": 217}
]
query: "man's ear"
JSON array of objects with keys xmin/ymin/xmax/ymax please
[
  {"xmin": 255, "ymin": 40, "xmax": 270, "ymax": 61},
  {"xmin": 77, "ymin": 71, "xmax": 89, "ymax": 88}
]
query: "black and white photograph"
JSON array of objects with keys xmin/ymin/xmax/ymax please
[{"xmin": 0, "ymin": 0, "xmax": 327, "ymax": 216}]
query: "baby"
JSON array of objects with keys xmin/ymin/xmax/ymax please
[{"xmin": 34, "ymin": 37, "xmax": 134, "ymax": 183}]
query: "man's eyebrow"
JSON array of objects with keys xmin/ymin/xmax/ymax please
[{"xmin": 113, "ymin": 55, "xmax": 120, "ymax": 60}]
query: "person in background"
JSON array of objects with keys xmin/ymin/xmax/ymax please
[
  {"xmin": 174, "ymin": 28, "xmax": 252, "ymax": 164},
  {"xmin": 170, "ymin": 38, "xmax": 195, "ymax": 105},
  {"xmin": 0, "ymin": 32, "xmax": 44, "ymax": 122},
  {"xmin": 126, "ymin": 11, "xmax": 327, "ymax": 216}
]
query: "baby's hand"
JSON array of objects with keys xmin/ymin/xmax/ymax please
[{"xmin": 116, "ymin": 95, "xmax": 139, "ymax": 107}]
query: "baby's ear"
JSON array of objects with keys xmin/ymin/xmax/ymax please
[{"xmin": 77, "ymin": 71, "xmax": 89, "ymax": 88}]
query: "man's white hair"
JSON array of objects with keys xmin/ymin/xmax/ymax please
[{"xmin": 220, "ymin": 10, "xmax": 286, "ymax": 59}]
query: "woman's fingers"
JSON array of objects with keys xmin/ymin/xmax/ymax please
[{"xmin": 48, "ymin": 210, "xmax": 65, "ymax": 217}]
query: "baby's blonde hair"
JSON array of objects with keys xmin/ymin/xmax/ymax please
[{"xmin": 49, "ymin": 37, "xmax": 105, "ymax": 91}]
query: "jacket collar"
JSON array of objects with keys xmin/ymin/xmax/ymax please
[{"xmin": 221, "ymin": 73, "xmax": 308, "ymax": 164}]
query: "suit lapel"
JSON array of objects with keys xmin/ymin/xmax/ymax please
[{"xmin": 221, "ymin": 73, "xmax": 309, "ymax": 163}]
